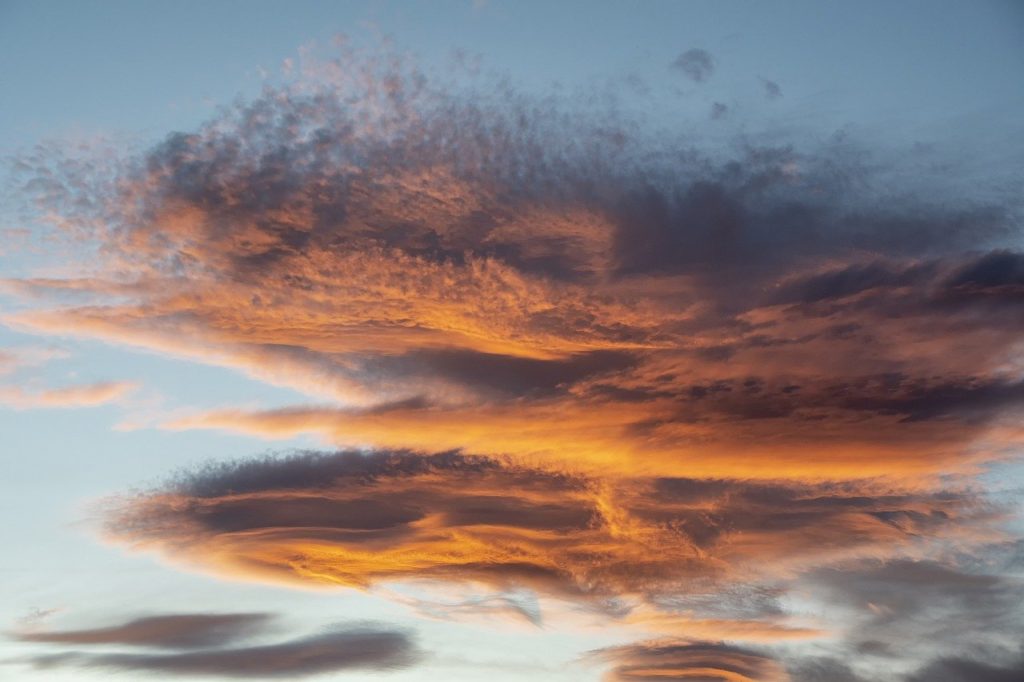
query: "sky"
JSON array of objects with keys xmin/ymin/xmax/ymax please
[{"xmin": 1, "ymin": 1, "xmax": 1023, "ymax": 680}]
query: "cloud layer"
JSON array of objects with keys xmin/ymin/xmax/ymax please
[
  {"xmin": 16, "ymin": 612, "xmax": 420, "ymax": 678},
  {"xmin": 102, "ymin": 450, "xmax": 992, "ymax": 598}
]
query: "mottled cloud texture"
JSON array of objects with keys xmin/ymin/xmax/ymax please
[{"xmin": 7, "ymin": 47, "xmax": 1023, "ymax": 680}]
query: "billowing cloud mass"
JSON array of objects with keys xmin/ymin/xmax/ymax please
[{"xmin": 6, "ymin": 46, "xmax": 1023, "ymax": 680}]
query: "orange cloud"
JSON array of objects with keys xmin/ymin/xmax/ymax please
[
  {"xmin": 101, "ymin": 450, "xmax": 990, "ymax": 614},
  {"xmin": 0, "ymin": 380, "xmax": 136, "ymax": 409},
  {"xmin": 587, "ymin": 640, "xmax": 790, "ymax": 681},
  {"xmin": 160, "ymin": 400, "xmax": 998, "ymax": 481}
]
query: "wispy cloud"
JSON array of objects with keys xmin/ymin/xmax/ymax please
[
  {"xmin": 21, "ymin": 619, "xmax": 421, "ymax": 678},
  {"xmin": 13, "ymin": 613, "xmax": 272, "ymax": 649},
  {"xmin": 0, "ymin": 347, "xmax": 68, "ymax": 375},
  {"xmin": 0, "ymin": 380, "xmax": 136, "ymax": 409}
]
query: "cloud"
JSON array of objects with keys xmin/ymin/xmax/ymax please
[
  {"xmin": 803, "ymin": 557, "xmax": 1024, "ymax": 667},
  {"xmin": 904, "ymin": 652, "xmax": 1024, "ymax": 682},
  {"xmin": 157, "ymin": 394, "xmax": 1005, "ymax": 480},
  {"xmin": 0, "ymin": 380, "xmax": 136, "ymax": 409},
  {"xmin": 0, "ymin": 346, "xmax": 68, "ymax": 375},
  {"xmin": 7, "ymin": 84, "xmax": 1021, "ymax": 475},
  {"xmin": 7, "ymin": 44, "xmax": 1024, "ymax": 679},
  {"xmin": 762, "ymin": 79, "xmax": 782, "ymax": 99},
  {"xmin": 13, "ymin": 613, "xmax": 272, "ymax": 649},
  {"xmin": 24, "ymin": 624, "xmax": 420, "ymax": 678},
  {"xmin": 101, "ymin": 449, "xmax": 989, "ymax": 608},
  {"xmin": 672, "ymin": 49, "xmax": 716, "ymax": 82},
  {"xmin": 944, "ymin": 249, "xmax": 1024, "ymax": 296},
  {"xmin": 588, "ymin": 640, "xmax": 789, "ymax": 681},
  {"xmin": 787, "ymin": 656, "xmax": 868, "ymax": 682}
]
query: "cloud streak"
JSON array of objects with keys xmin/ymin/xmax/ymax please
[
  {"xmin": 24, "ymin": 623, "xmax": 420, "ymax": 678},
  {"xmin": 0, "ymin": 380, "xmax": 136, "ymax": 409},
  {"xmin": 13, "ymin": 613, "xmax": 272, "ymax": 649}
]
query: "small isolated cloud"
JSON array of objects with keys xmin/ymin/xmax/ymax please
[
  {"xmin": 588, "ymin": 640, "xmax": 789, "ymax": 681},
  {"xmin": 711, "ymin": 102, "xmax": 729, "ymax": 120},
  {"xmin": 14, "ymin": 613, "xmax": 272, "ymax": 649},
  {"xmin": 394, "ymin": 590, "xmax": 543, "ymax": 628},
  {"xmin": 672, "ymin": 48, "xmax": 715, "ymax": 82},
  {"xmin": 20, "ymin": 617, "xmax": 420, "ymax": 678},
  {"xmin": 0, "ymin": 380, "xmax": 136, "ymax": 409},
  {"xmin": 0, "ymin": 347, "xmax": 68, "ymax": 375},
  {"xmin": 904, "ymin": 652, "xmax": 1024, "ymax": 682},
  {"xmin": 763, "ymin": 78, "xmax": 782, "ymax": 99}
]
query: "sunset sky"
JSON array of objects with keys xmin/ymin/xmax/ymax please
[{"xmin": 1, "ymin": 1, "xmax": 1023, "ymax": 680}]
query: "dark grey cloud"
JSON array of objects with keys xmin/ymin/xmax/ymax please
[
  {"xmin": 672, "ymin": 48, "xmax": 716, "ymax": 82},
  {"xmin": 788, "ymin": 656, "xmax": 869, "ymax": 682},
  {"xmin": 788, "ymin": 650, "xmax": 1024, "ymax": 682},
  {"xmin": 811, "ymin": 559, "xmax": 1022, "ymax": 628},
  {"xmin": 804, "ymin": 558, "xmax": 1024, "ymax": 672},
  {"xmin": 944, "ymin": 249, "xmax": 1024, "ymax": 296},
  {"xmin": 711, "ymin": 101, "xmax": 729, "ymax": 120},
  {"xmin": 763, "ymin": 79, "xmax": 782, "ymax": 99},
  {"xmin": 26, "ymin": 624, "xmax": 420, "ymax": 678},
  {"xmin": 904, "ymin": 652, "xmax": 1024, "ymax": 682},
  {"xmin": 770, "ymin": 260, "xmax": 937, "ymax": 305},
  {"xmin": 14, "ymin": 613, "xmax": 271, "ymax": 649},
  {"xmin": 586, "ymin": 371, "xmax": 1024, "ymax": 425},
  {"xmin": 363, "ymin": 348, "xmax": 638, "ymax": 399}
]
